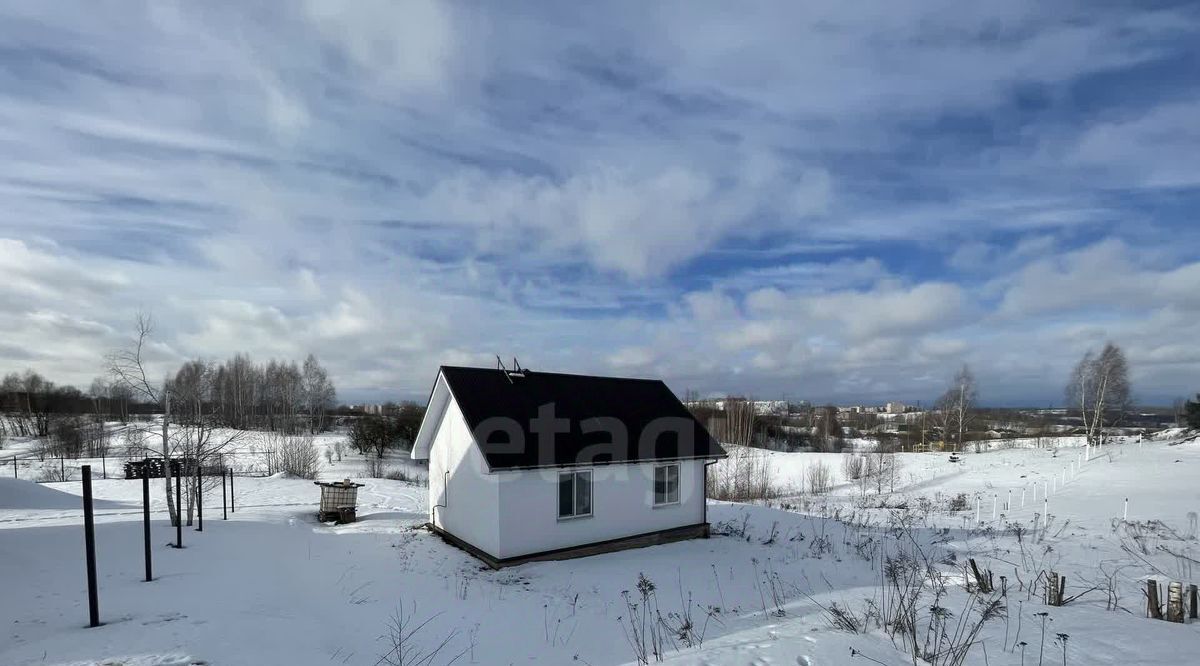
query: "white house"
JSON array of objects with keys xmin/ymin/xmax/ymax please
[{"xmin": 410, "ymin": 365, "xmax": 727, "ymax": 568}]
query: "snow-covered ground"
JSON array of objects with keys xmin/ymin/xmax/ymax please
[{"xmin": 2, "ymin": 429, "xmax": 1199, "ymax": 665}]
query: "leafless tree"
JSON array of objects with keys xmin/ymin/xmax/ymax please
[
  {"xmin": 1065, "ymin": 342, "xmax": 1131, "ymax": 454},
  {"xmin": 936, "ymin": 364, "xmax": 977, "ymax": 452},
  {"xmin": 302, "ymin": 353, "xmax": 336, "ymax": 433},
  {"xmin": 872, "ymin": 440, "xmax": 900, "ymax": 494},
  {"xmin": 106, "ymin": 313, "xmax": 180, "ymax": 526}
]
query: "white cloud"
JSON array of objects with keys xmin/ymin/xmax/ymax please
[{"xmin": 0, "ymin": 2, "xmax": 1196, "ymax": 405}]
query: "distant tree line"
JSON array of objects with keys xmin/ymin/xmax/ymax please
[
  {"xmin": 158, "ymin": 353, "xmax": 337, "ymax": 434},
  {"xmin": 0, "ymin": 369, "xmax": 159, "ymax": 443},
  {"xmin": 688, "ymin": 341, "xmax": 1144, "ymax": 457}
]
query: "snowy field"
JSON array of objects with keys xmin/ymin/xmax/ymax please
[{"xmin": 2, "ymin": 429, "xmax": 1200, "ymax": 665}]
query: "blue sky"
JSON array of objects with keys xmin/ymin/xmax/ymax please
[{"xmin": 1, "ymin": 1, "xmax": 1198, "ymax": 406}]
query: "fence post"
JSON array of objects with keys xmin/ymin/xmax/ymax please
[
  {"xmin": 229, "ymin": 469, "xmax": 235, "ymax": 513},
  {"xmin": 12, "ymin": 456, "xmax": 16, "ymax": 479},
  {"xmin": 61, "ymin": 457, "xmax": 65, "ymax": 481},
  {"xmin": 142, "ymin": 461, "xmax": 152, "ymax": 582},
  {"xmin": 222, "ymin": 466, "xmax": 228, "ymax": 520},
  {"xmin": 174, "ymin": 470, "xmax": 182, "ymax": 549},
  {"xmin": 81, "ymin": 465, "xmax": 100, "ymax": 627},
  {"xmin": 196, "ymin": 463, "xmax": 203, "ymax": 532}
]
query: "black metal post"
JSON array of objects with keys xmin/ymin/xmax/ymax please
[
  {"xmin": 222, "ymin": 467, "xmax": 228, "ymax": 520},
  {"xmin": 12, "ymin": 456, "xmax": 16, "ymax": 479},
  {"xmin": 229, "ymin": 469, "xmax": 234, "ymax": 513},
  {"xmin": 196, "ymin": 463, "xmax": 203, "ymax": 532},
  {"xmin": 61, "ymin": 457, "xmax": 65, "ymax": 480},
  {"xmin": 101, "ymin": 452, "xmax": 106, "ymax": 480},
  {"xmin": 174, "ymin": 469, "xmax": 182, "ymax": 548},
  {"xmin": 82, "ymin": 465, "xmax": 100, "ymax": 627},
  {"xmin": 142, "ymin": 461, "xmax": 152, "ymax": 582}
]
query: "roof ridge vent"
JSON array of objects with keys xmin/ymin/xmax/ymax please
[{"xmin": 496, "ymin": 355, "xmax": 527, "ymax": 383}]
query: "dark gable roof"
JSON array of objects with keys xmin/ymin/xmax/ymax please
[{"xmin": 439, "ymin": 366, "xmax": 726, "ymax": 470}]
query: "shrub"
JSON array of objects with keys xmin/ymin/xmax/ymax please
[
  {"xmin": 841, "ymin": 451, "xmax": 866, "ymax": 480},
  {"xmin": 365, "ymin": 455, "xmax": 386, "ymax": 479},
  {"xmin": 806, "ymin": 461, "xmax": 833, "ymax": 494},
  {"xmin": 265, "ymin": 434, "xmax": 320, "ymax": 479},
  {"xmin": 385, "ymin": 467, "xmax": 425, "ymax": 484},
  {"xmin": 706, "ymin": 445, "xmax": 777, "ymax": 501},
  {"xmin": 38, "ymin": 463, "xmax": 72, "ymax": 482}
]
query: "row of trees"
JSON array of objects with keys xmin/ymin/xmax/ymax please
[
  {"xmin": 1, "ymin": 369, "xmax": 157, "ymax": 442},
  {"xmin": 155, "ymin": 353, "xmax": 336, "ymax": 435}
]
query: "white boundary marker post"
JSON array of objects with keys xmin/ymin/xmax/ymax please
[
  {"xmin": 992, "ymin": 494, "xmax": 997, "ymax": 521},
  {"xmin": 1021, "ymin": 487, "xmax": 1026, "ymax": 508},
  {"xmin": 975, "ymin": 495, "xmax": 981, "ymax": 523},
  {"xmin": 1124, "ymin": 498, "xmax": 1129, "ymax": 521},
  {"xmin": 1007, "ymin": 489, "xmax": 1012, "ymax": 511}
]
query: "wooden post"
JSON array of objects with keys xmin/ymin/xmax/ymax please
[
  {"xmin": 81, "ymin": 465, "xmax": 100, "ymax": 627},
  {"xmin": 1188, "ymin": 584, "xmax": 1198, "ymax": 620},
  {"xmin": 1147, "ymin": 579, "xmax": 1163, "ymax": 619},
  {"xmin": 142, "ymin": 461, "xmax": 152, "ymax": 582},
  {"xmin": 1167, "ymin": 582, "xmax": 1185, "ymax": 622},
  {"xmin": 196, "ymin": 461, "xmax": 204, "ymax": 529},
  {"xmin": 174, "ymin": 471, "xmax": 182, "ymax": 549},
  {"xmin": 1046, "ymin": 572, "xmax": 1060, "ymax": 606}
]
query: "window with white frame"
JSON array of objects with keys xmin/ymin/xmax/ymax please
[
  {"xmin": 654, "ymin": 463, "xmax": 680, "ymax": 506},
  {"xmin": 558, "ymin": 470, "xmax": 592, "ymax": 518}
]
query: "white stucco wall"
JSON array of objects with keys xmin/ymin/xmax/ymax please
[
  {"xmin": 493, "ymin": 458, "xmax": 707, "ymax": 560},
  {"xmin": 428, "ymin": 395, "xmax": 500, "ymax": 557}
]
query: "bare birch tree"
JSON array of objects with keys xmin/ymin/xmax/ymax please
[
  {"xmin": 935, "ymin": 364, "xmax": 977, "ymax": 452},
  {"xmin": 1065, "ymin": 342, "xmax": 1131, "ymax": 456},
  {"xmin": 106, "ymin": 313, "xmax": 180, "ymax": 526}
]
